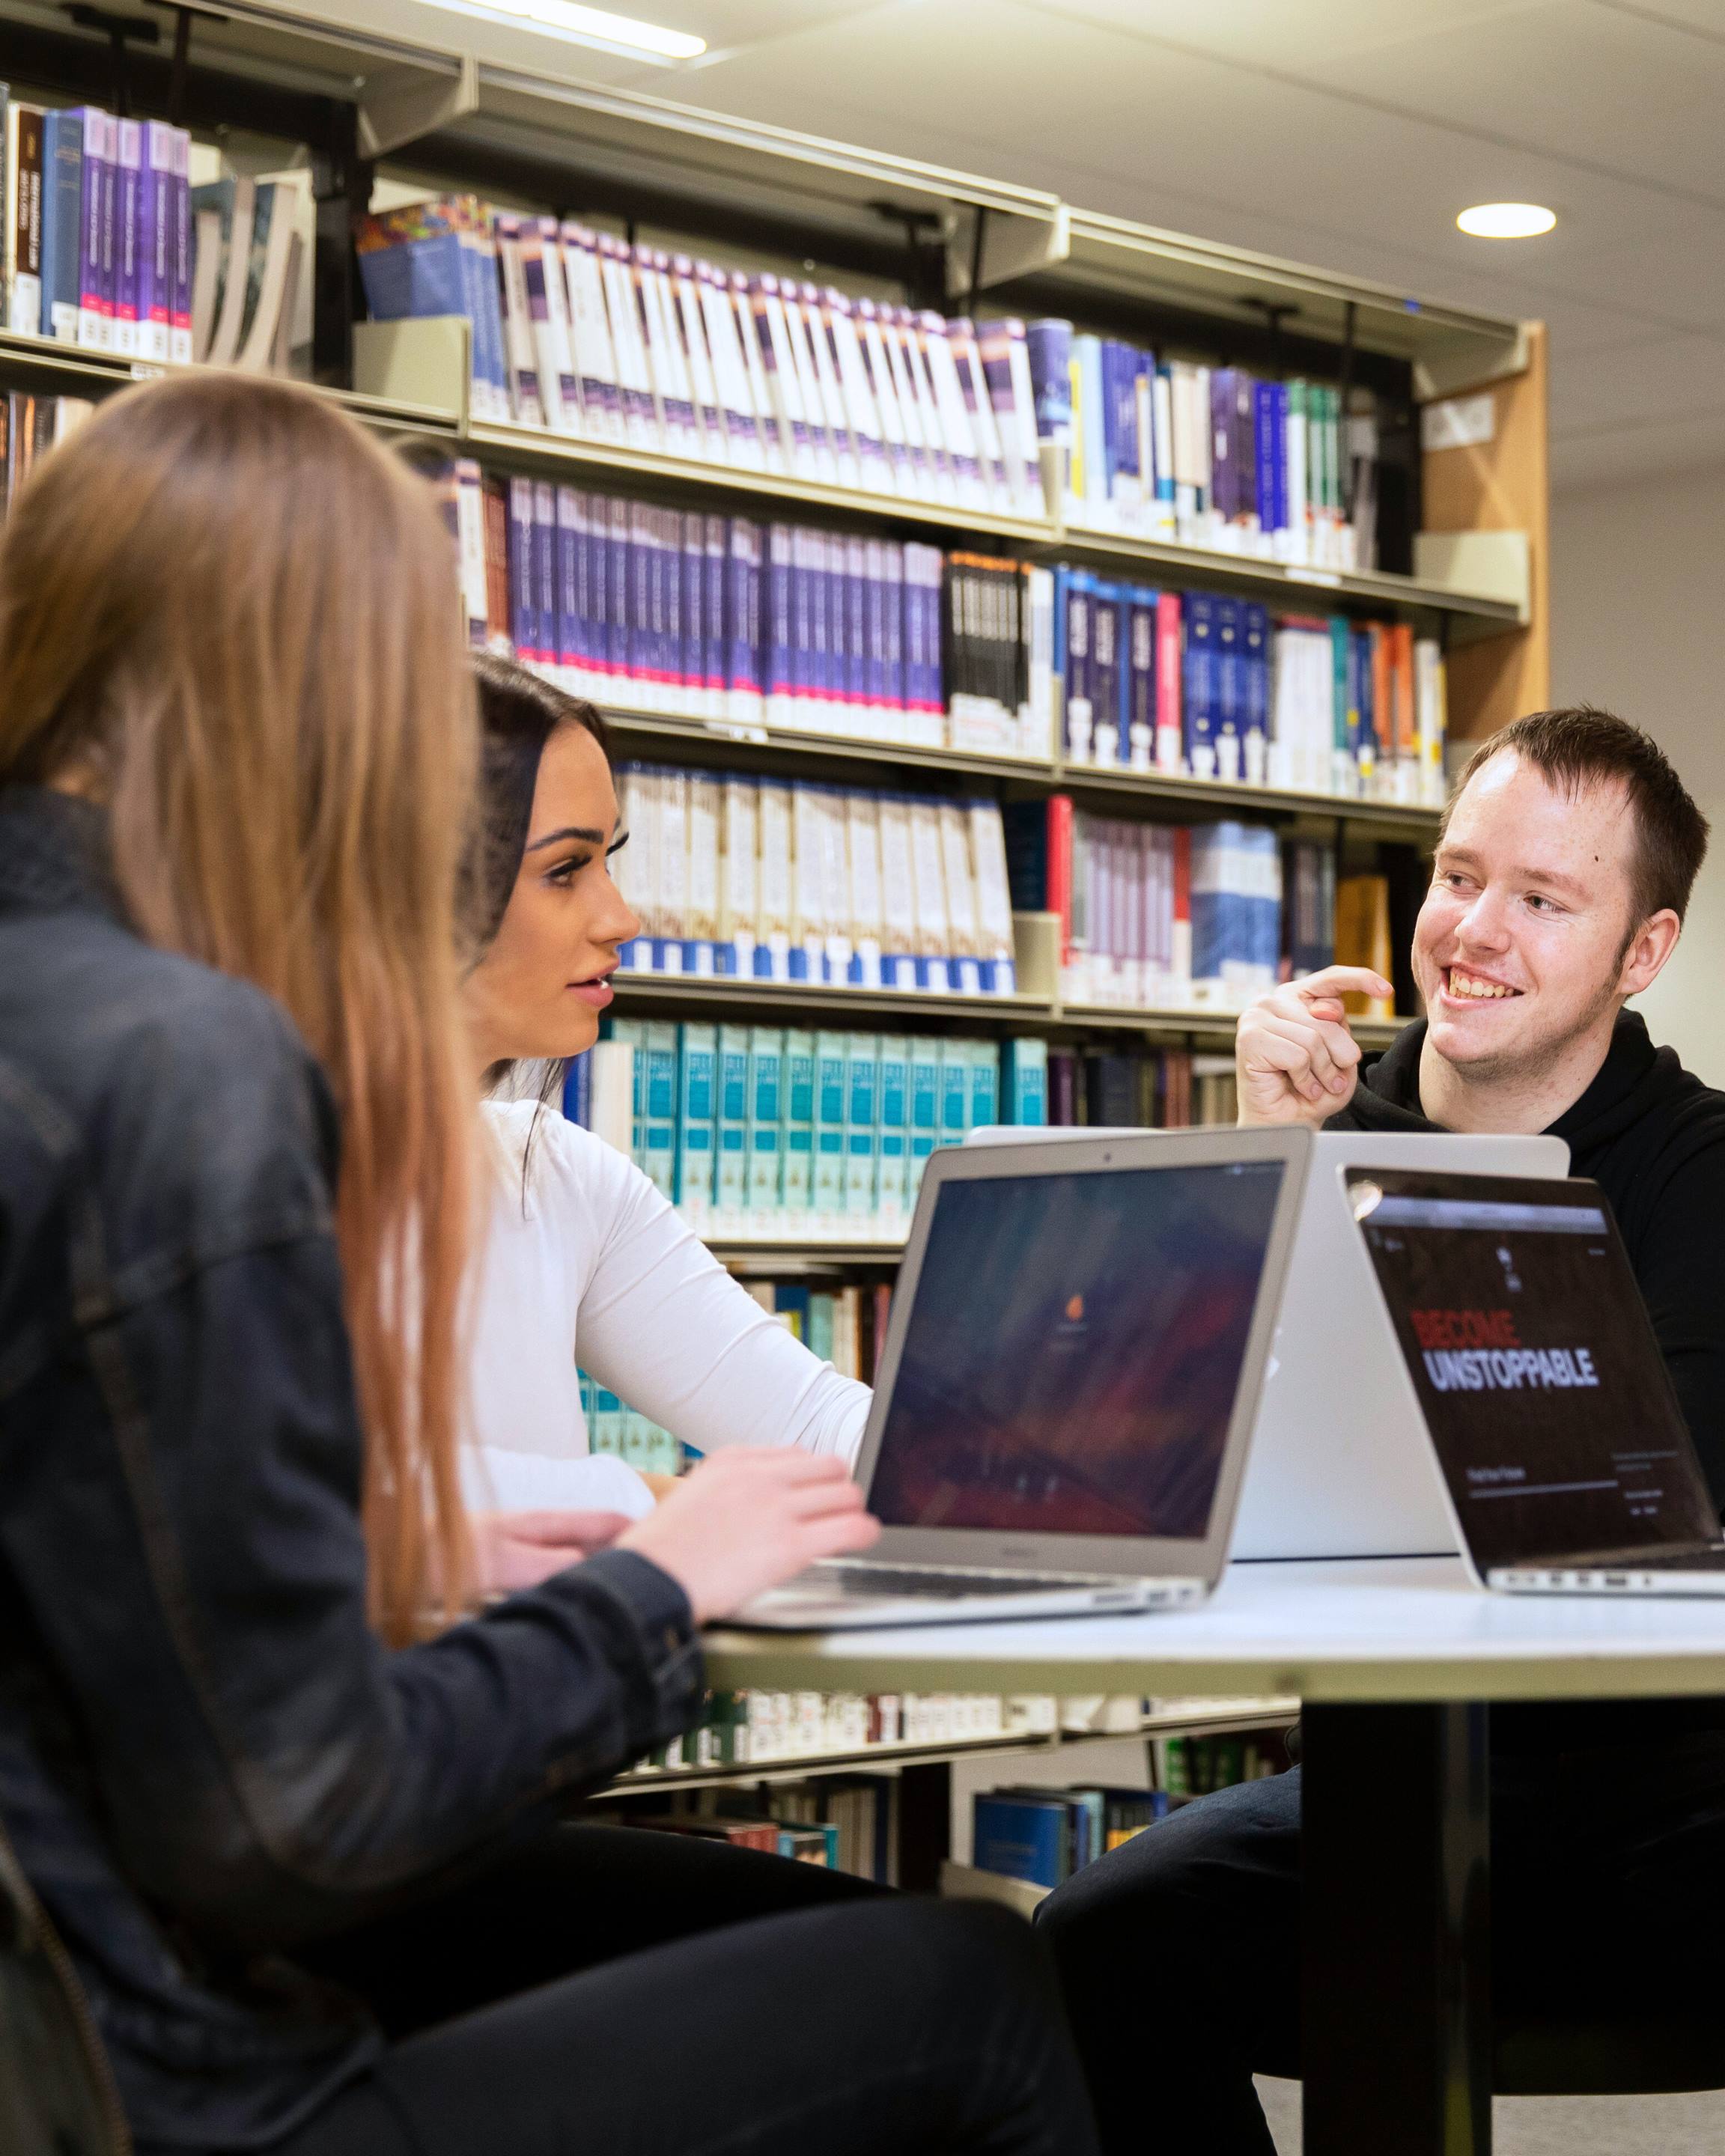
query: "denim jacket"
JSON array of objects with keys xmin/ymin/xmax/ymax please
[{"xmin": 0, "ymin": 788, "xmax": 704, "ymax": 2152}]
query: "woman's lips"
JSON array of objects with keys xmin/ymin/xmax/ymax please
[{"xmin": 569, "ymin": 977, "xmax": 615, "ymax": 1008}]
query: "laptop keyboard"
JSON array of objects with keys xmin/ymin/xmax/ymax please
[{"xmin": 807, "ymin": 1561, "xmax": 1125, "ymax": 1601}]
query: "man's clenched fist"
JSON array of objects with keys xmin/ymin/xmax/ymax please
[{"xmin": 1235, "ymin": 966, "xmax": 1395, "ymax": 1127}]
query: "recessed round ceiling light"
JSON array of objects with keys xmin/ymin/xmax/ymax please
[{"xmin": 1457, "ymin": 202, "xmax": 1557, "ymax": 238}]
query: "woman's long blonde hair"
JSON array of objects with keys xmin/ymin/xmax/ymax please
[{"xmin": 0, "ymin": 372, "xmax": 476, "ymax": 1644}]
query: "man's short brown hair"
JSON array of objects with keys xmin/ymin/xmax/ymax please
[{"xmin": 1446, "ymin": 705, "xmax": 1711, "ymax": 926}]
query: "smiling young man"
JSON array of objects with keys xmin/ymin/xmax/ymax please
[{"xmin": 1037, "ymin": 708, "xmax": 1725, "ymax": 2156}]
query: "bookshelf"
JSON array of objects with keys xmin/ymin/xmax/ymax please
[
  {"xmin": 603, "ymin": 1696, "xmax": 1298, "ymax": 1797},
  {"xmin": 0, "ymin": 11, "xmax": 1519, "ymax": 1881},
  {"xmin": 609, "ymin": 972, "xmax": 1415, "ymax": 1053}
]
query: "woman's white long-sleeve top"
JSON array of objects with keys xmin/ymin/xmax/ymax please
[{"xmin": 464, "ymin": 1100, "xmax": 872, "ymax": 1518}]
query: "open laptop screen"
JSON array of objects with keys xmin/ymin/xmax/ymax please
[
  {"xmin": 868, "ymin": 1160, "xmax": 1285, "ymax": 1540},
  {"xmin": 1349, "ymin": 1170, "xmax": 1717, "ymax": 1566}
]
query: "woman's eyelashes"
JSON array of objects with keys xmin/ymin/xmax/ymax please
[{"xmin": 543, "ymin": 852, "xmax": 592, "ymax": 889}]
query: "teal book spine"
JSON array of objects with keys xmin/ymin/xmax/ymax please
[
  {"xmin": 716, "ymin": 1023, "xmax": 751, "ymax": 1218},
  {"xmin": 1003, "ymin": 1038, "xmax": 1048, "ymax": 1125},
  {"xmin": 937, "ymin": 1039, "xmax": 970, "ymax": 1152},
  {"xmin": 606, "ymin": 1017, "xmax": 648, "ymax": 1171},
  {"xmin": 807, "ymin": 1291, "xmax": 836, "ymax": 1364},
  {"xmin": 877, "ymin": 1032, "xmax": 910, "ymax": 1217},
  {"xmin": 677, "ymin": 1022, "xmax": 718, "ymax": 1215},
  {"xmin": 590, "ymin": 1381, "xmax": 624, "ymax": 1455},
  {"xmin": 641, "ymin": 1021, "xmax": 681, "ymax": 1200},
  {"xmin": 844, "ymin": 1034, "xmax": 881, "ymax": 1215},
  {"xmin": 967, "ymin": 1038, "xmax": 1000, "ymax": 1133},
  {"xmin": 746, "ymin": 1026, "xmax": 785, "ymax": 1213},
  {"xmin": 814, "ymin": 1029, "xmax": 848, "ymax": 1216},
  {"xmin": 908, "ymin": 1034, "xmax": 941, "ymax": 1196},
  {"xmin": 781, "ymin": 1026, "xmax": 817, "ymax": 1213}
]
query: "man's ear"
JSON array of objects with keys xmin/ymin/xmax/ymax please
[{"xmin": 1619, "ymin": 908, "xmax": 1682, "ymax": 998}]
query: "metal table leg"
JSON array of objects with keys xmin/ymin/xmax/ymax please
[{"xmin": 1300, "ymin": 1702, "xmax": 1491, "ymax": 2155}]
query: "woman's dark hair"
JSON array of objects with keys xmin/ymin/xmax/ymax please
[{"xmin": 466, "ymin": 651, "xmax": 613, "ymax": 954}]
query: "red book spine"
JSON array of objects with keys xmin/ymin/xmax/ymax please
[
  {"xmin": 1046, "ymin": 792, "xmax": 1074, "ymax": 967},
  {"xmin": 1154, "ymin": 591, "xmax": 1184, "ymax": 771}
]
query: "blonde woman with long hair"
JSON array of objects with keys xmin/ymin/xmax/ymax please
[{"xmin": 0, "ymin": 373, "xmax": 1099, "ymax": 2156}]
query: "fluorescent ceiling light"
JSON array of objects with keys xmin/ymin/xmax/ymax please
[
  {"xmin": 439, "ymin": 0, "xmax": 705, "ymax": 58},
  {"xmin": 1456, "ymin": 202, "xmax": 1556, "ymax": 239}
]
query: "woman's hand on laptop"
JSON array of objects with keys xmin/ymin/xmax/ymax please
[
  {"xmin": 618, "ymin": 1451, "xmax": 880, "ymax": 1626},
  {"xmin": 1236, "ymin": 966, "xmax": 1393, "ymax": 1127}
]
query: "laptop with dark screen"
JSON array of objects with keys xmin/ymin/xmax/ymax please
[
  {"xmin": 734, "ymin": 1127, "xmax": 1312, "ymax": 1628},
  {"xmin": 1350, "ymin": 1168, "xmax": 1725, "ymax": 1595}
]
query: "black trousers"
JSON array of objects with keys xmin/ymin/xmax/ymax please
[
  {"xmin": 261, "ymin": 1824, "xmax": 1100, "ymax": 2156},
  {"xmin": 1036, "ymin": 1737, "xmax": 1725, "ymax": 2156}
]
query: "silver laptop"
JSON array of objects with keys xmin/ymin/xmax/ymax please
[
  {"xmin": 735, "ymin": 1127, "xmax": 1313, "ymax": 1627},
  {"xmin": 1350, "ymin": 1166, "xmax": 1725, "ymax": 1595},
  {"xmin": 1231, "ymin": 1132, "xmax": 1569, "ymax": 1561},
  {"xmin": 969, "ymin": 1127, "xmax": 1569, "ymax": 1562}
]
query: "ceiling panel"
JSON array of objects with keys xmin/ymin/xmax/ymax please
[{"xmin": 465, "ymin": 0, "xmax": 1725, "ymax": 487}]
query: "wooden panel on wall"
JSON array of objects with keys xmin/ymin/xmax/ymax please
[{"xmin": 1422, "ymin": 320, "xmax": 1549, "ymax": 742}]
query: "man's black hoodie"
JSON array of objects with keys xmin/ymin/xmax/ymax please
[{"xmin": 1328, "ymin": 1009, "xmax": 1725, "ymax": 1750}]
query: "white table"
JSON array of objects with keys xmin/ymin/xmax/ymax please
[{"xmin": 708, "ymin": 1558, "xmax": 1725, "ymax": 2156}]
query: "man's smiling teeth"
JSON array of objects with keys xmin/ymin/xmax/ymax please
[{"xmin": 1448, "ymin": 967, "xmax": 1518, "ymax": 1000}]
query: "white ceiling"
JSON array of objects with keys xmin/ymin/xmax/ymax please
[{"xmin": 547, "ymin": 0, "xmax": 1725, "ymax": 494}]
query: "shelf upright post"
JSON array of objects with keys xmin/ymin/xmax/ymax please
[{"xmin": 311, "ymin": 100, "xmax": 370, "ymax": 390}]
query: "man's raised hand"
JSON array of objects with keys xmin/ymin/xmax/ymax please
[{"xmin": 1235, "ymin": 966, "xmax": 1394, "ymax": 1127}]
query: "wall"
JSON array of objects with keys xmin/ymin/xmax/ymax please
[{"xmin": 1548, "ymin": 467, "xmax": 1725, "ymax": 1085}]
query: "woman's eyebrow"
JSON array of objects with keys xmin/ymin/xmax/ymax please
[{"xmin": 524, "ymin": 824, "xmax": 606, "ymax": 853}]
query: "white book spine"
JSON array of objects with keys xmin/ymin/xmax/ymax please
[
  {"xmin": 698, "ymin": 262, "xmax": 763, "ymax": 469},
  {"xmin": 892, "ymin": 308, "xmax": 955, "ymax": 502},
  {"xmin": 599, "ymin": 238, "xmax": 656, "ymax": 448},
  {"xmin": 657, "ymin": 768, "xmax": 690, "ymax": 958},
  {"xmin": 824, "ymin": 288, "xmax": 890, "ymax": 496},
  {"xmin": 877, "ymin": 794, "xmax": 917, "ymax": 989},
  {"xmin": 687, "ymin": 771, "xmax": 722, "ymax": 966},
  {"xmin": 792, "ymin": 782, "xmax": 831, "ymax": 981},
  {"xmin": 454, "ymin": 458, "xmax": 489, "ymax": 650},
  {"xmin": 756, "ymin": 781, "xmax": 794, "ymax": 979},
  {"xmin": 718, "ymin": 774, "xmax": 760, "ymax": 975},
  {"xmin": 939, "ymin": 798, "xmax": 982, "ymax": 990},
  {"xmin": 672, "ymin": 255, "xmax": 726, "ymax": 463},
  {"xmin": 949, "ymin": 318, "xmax": 1008, "ymax": 511},
  {"xmin": 587, "ymin": 1039, "xmax": 635, "ymax": 1158},
  {"xmin": 528, "ymin": 217, "xmax": 578, "ymax": 434},
  {"xmin": 817, "ymin": 785, "xmax": 853, "ymax": 984},
  {"xmin": 908, "ymin": 797, "xmax": 951, "ymax": 989},
  {"xmin": 846, "ymin": 791, "xmax": 885, "ymax": 990},
  {"xmin": 731, "ymin": 271, "xmax": 786, "ymax": 474},
  {"xmin": 855, "ymin": 300, "xmax": 914, "ymax": 498},
  {"xmin": 636, "ymin": 248, "xmax": 696, "ymax": 457},
  {"xmin": 876, "ymin": 307, "xmax": 933, "ymax": 499},
  {"xmin": 493, "ymin": 219, "xmax": 545, "ymax": 429},
  {"xmin": 559, "ymin": 223, "xmax": 622, "ymax": 441},
  {"xmin": 1001, "ymin": 319, "xmax": 1046, "ymax": 516},
  {"xmin": 797, "ymin": 283, "xmax": 857, "ymax": 486},
  {"xmin": 1025, "ymin": 564, "xmax": 1056, "ymax": 761},
  {"xmin": 922, "ymin": 316, "xmax": 984, "ymax": 507},
  {"xmin": 765, "ymin": 276, "xmax": 830, "ymax": 481}
]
